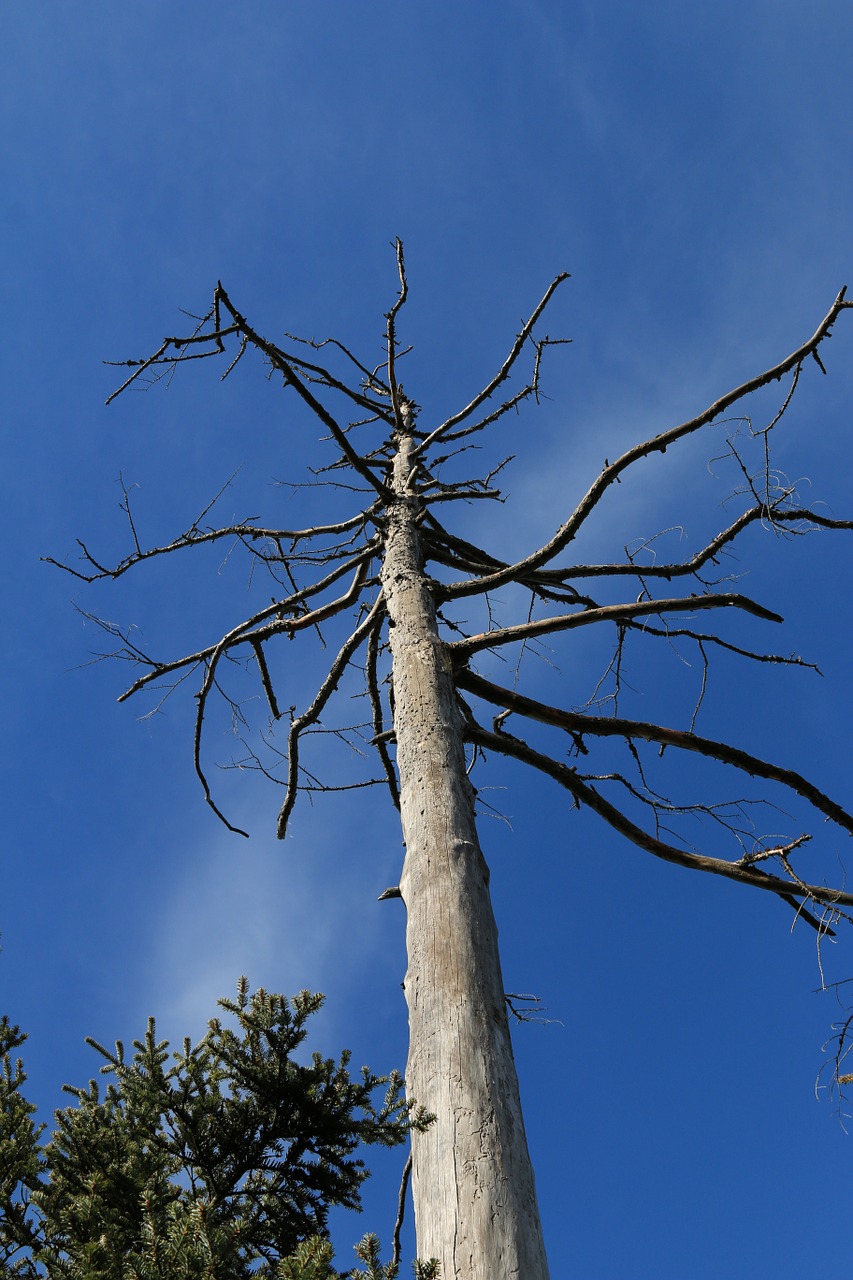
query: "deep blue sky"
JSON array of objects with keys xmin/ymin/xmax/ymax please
[{"xmin": 4, "ymin": 4, "xmax": 853, "ymax": 1275}]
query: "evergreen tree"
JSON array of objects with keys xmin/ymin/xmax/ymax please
[{"xmin": 0, "ymin": 980, "xmax": 433, "ymax": 1279}]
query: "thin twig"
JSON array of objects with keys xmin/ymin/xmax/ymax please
[{"xmin": 391, "ymin": 1149, "xmax": 413, "ymax": 1271}]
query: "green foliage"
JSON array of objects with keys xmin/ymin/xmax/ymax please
[
  {"xmin": 347, "ymin": 1233, "xmax": 439, "ymax": 1280},
  {"xmin": 1, "ymin": 980, "xmax": 433, "ymax": 1279},
  {"xmin": 1, "ymin": 1016, "xmax": 45, "ymax": 1277}
]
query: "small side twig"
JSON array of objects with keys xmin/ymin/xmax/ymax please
[{"xmin": 391, "ymin": 1149, "xmax": 413, "ymax": 1271}]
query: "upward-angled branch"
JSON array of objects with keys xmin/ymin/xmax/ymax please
[
  {"xmin": 445, "ymin": 288, "xmax": 852, "ymax": 599},
  {"xmin": 117, "ymin": 545, "xmax": 377, "ymax": 703},
  {"xmin": 215, "ymin": 283, "xmax": 394, "ymax": 502},
  {"xmin": 386, "ymin": 238, "xmax": 410, "ymax": 431},
  {"xmin": 415, "ymin": 271, "xmax": 571, "ymax": 453},
  {"xmin": 540, "ymin": 505, "xmax": 853, "ymax": 585},
  {"xmin": 192, "ymin": 554, "xmax": 376, "ymax": 835},
  {"xmin": 449, "ymin": 591, "xmax": 784, "ymax": 657},
  {"xmin": 277, "ymin": 592, "xmax": 385, "ymax": 839}
]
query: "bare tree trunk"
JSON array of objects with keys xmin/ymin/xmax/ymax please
[{"xmin": 381, "ymin": 426, "xmax": 550, "ymax": 1279}]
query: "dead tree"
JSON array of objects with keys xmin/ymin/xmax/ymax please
[{"xmin": 49, "ymin": 243, "xmax": 853, "ymax": 1279}]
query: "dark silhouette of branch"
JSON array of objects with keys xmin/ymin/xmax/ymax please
[
  {"xmin": 366, "ymin": 615, "xmax": 400, "ymax": 810},
  {"xmin": 445, "ymin": 288, "xmax": 852, "ymax": 600},
  {"xmin": 465, "ymin": 718, "xmax": 852, "ymax": 914},
  {"xmin": 448, "ymin": 592, "xmax": 784, "ymax": 659},
  {"xmin": 540, "ymin": 504, "xmax": 853, "ymax": 585},
  {"xmin": 455, "ymin": 668, "xmax": 853, "ymax": 838},
  {"xmin": 117, "ymin": 547, "xmax": 376, "ymax": 703},
  {"xmin": 277, "ymin": 594, "xmax": 385, "ymax": 839},
  {"xmin": 214, "ymin": 283, "xmax": 395, "ymax": 502},
  {"xmin": 415, "ymin": 271, "xmax": 571, "ymax": 452},
  {"xmin": 392, "ymin": 1149, "xmax": 413, "ymax": 1271}
]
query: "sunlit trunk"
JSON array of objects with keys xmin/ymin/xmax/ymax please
[{"xmin": 381, "ymin": 424, "xmax": 549, "ymax": 1279}]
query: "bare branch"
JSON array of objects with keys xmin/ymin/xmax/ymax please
[
  {"xmin": 392, "ymin": 1150, "xmax": 414, "ymax": 1272},
  {"xmin": 455, "ymin": 668, "xmax": 853, "ymax": 838},
  {"xmin": 621, "ymin": 617, "xmax": 820, "ymax": 673},
  {"xmin": 117, "ymin": 546, "xmax": 376, "ymax": 702},
  {"xmin": 285, "ymin": 333, "xmax": 393, "ymax": 401},
  {"xmin": 43, "ymin": 489, "xmax": 379, "ymax": 584},
  {"xmin": 209, "ymin": 283, "xmax": 396, "ymax": 501},
  {"xmin": 189, "ymin": 559, "xmax": 379, "ymax": 835},
  {"xmin": 422, "ymin": 514, "xmax": 515, "ymax": 575},
  {"xmin": 193, "ymin": 558, "xmax": 376, "ymax": 831},
  {"xmin": 505, "ymin": 992, "xmax": 561, "ymax": 1025},
  {"xmin": 251, "ymin": 640, "xmax": 281, "ymax": 721},
  {"xmin": 271, "ymin": 341, "xmax": 395, "ymax": 421},
  {"xmin": 366, "ymin": 614, "xmax": 400, "ymax": 809},
  {"xmin": 446, "ymin": 289, "xmax": 852, "ymax": 598},
  {"xmin": 448, "ymin": 592, "xmax": 783, "ymax": 659},
  {"xmin": 386, "ymin": 238, "xmax": 410, "ymax": 431},
  {"xmin": 540, "ymin": 504, "xmax": 785, "ymax": 584},
  {"xmin": 466, "ymin": 719, "xmax": 853, "ymax": 910},
  {"xmin": 415, "ymin": 272, "xmax": 571, "ymax": 454},
  {"xmin": 424, "ymin": 487, "xmax": 504, "ymax": 504},
  {"xmin": 774, "ymin": 508, "xmax": 853, "ymax": 535},
  {"xmin": 434, "ymin": 338, "xmax": 572, "ymax": 447},
  {"xmin": 103, "ymin": 322, "xmax": 241, "ymax": 404},
  {"xmin": 277, "ymin": 594, "xmax": 386, "ymax": 838}
]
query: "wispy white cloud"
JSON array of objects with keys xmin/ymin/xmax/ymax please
[{"xmin": 141, "ymin": 786, "xmax": 404, "ymax": 1047}]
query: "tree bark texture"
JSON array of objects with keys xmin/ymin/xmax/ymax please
[{"xmin": 381, "ymin": 428, "xmax": 550, "ymax": 1279}]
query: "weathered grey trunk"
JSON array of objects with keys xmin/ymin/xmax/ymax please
[{"xmin": 381, "ymin": 421, "xmax": 550, "ymax": 1279}]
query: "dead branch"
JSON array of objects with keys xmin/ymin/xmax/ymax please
[
  {"xmin": 392, "ymin": 1149, "xmax": 413, "ymax": 1272},
  {"xmin": 191, "ymin": 558, "xmax": 376, "ymax": 832},
  {"xmin": 445, "ymin": 289, "xmax": 852, "ymax": 600},
  {"xmin": 366, "ymin": 616, "xmax": 400, "ymax": 810},
  {"xmin": 43, "ymin": 511, "xmax": 378, "ymax": 583},
  {"xmin": 455, "ymin": 668, "xmax": 853, "ymax": 837},
  {"xmin": 277, "ymin": 594, "xmax": 385, "ymax": 838},
  {"xmin": 285, "ymin": 333, "xmax": 394, "ymax": 402},
  {"xmin": 103, "ymin": 319, "xmax": 240, "ymax": 404},
  {"xmin": 117, "ymin": 546, "xmax": 376, "ymax": 703},
  {"xmin": 618, "ymin": 617, "xmax": 819, "ymax": 673},
  {"xmin": 536, "ymin": 503, "xmax": 852, "ymax": 585},
  {"xmin": 448, "ymin": 591, "xmax": 784, "ymax": 659},
  {"xmin": 416, "ymin": 272, "xmax": 571, "ymax": 453},
  {"xmin": 386, "ymin": 237, "xmax": 410, "ymax": 431},
  {"xmin": 465, "ymin": 718, "xmax": 853, "ymax": 911}
]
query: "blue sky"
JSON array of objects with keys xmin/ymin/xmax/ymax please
[{"xmin": 3, "ymin": 3, "xmax": 853, "ymax": 1275}]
